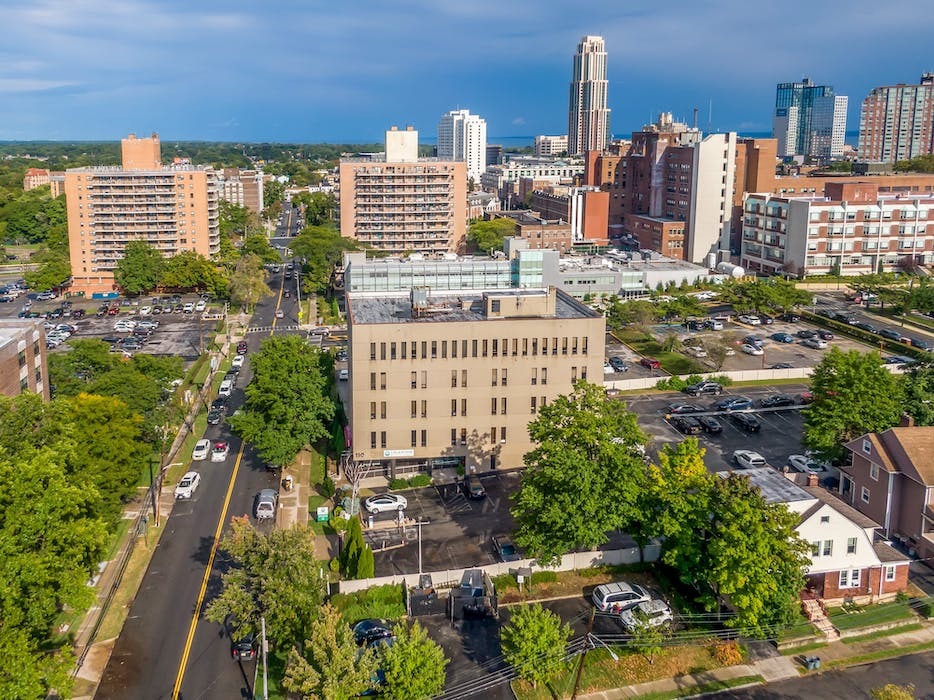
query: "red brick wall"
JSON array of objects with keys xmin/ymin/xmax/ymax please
[{"xmin": 810, "ymin": 563, "xmax": 909, "ymax": 601}]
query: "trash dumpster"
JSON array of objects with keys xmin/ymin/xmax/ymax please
[{"xmin": 804, "ymin": 656, "xmax": 821, "ymax": 671}]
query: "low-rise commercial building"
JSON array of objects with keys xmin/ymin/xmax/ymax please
[
  {"xmin": 346, "ymin": 286, "xmax": 605, "ymax": 477},
  {"xmin": 0, "ymin": 319, "xmax": 48, "ymax": 400}
]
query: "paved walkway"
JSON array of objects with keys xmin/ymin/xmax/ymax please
[{"xmin": 278, "ymin": 448, "xmax": 311, "ymax": 529}]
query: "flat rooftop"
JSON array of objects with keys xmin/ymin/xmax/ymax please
[
  {"xmin": 348, "ymin": 288, "xmax": 599, "ymax": 325},
  {"xmin": 0, "ymin": 318, "xmax": 42, "ymax": 351},
  {"xmin": 717, "ymin": 467, "xmax": 814, "ymax": 506}
]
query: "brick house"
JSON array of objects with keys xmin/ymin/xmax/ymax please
[
  {"xmin": 839, "ymin": 425, "xmax": 934, "ymax": 560},
  {"xmin": 728, "ymin": 468, "xmax": 910, "ymax": 604}
]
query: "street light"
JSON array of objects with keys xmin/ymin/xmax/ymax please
[{"xmin": 586, "ymin": 633, "xmax": 618, "ymax": 661}]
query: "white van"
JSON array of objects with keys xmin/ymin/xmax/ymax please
[{"xmin": 218, "ymin": 379, "xmax": 233, "ymax": 397}]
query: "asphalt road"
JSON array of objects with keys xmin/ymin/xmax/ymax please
[
  {"xmin": 97, "ymin": 244, "xmax": 298, "ymax": 699},
  {"xmin": 708, "ymin": 649, "xmax": 934, "ymax": 698}
]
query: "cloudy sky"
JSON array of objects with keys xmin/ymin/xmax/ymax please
[{"xmin": 1, "ymin": 0, "xmax": 932, "ymax": 143}]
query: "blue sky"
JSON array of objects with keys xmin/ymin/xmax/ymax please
[{"xmin": 1, "ymin": 0, "xmax": 932, "ymax": 143}]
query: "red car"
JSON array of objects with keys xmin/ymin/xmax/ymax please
[
  {"xmin": 237, "ymin": 341, "xmax": 248, "ymax": 355},
  {"xmin": 640, "ymin": 357, "xmax": 661, "ymax": 370}
]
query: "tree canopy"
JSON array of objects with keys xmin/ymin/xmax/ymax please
[
  {"xmin": 511, "ymin": 381, "xmax": 648, "ymax": 565},
  {"xmin": 229, "ymin": 253, "xmax": 271, "ymax": 311},
  {"xmin": 379, "ymin": 621, "xmax": 449, "ymax": 700},
  {"xmin": 293, "ymin": 191, "xmax": 336, "ymax": 227},
  {"xmin": 229, "ymin": 335, "xmax": 335, "ymax": 467},
  {"xmin": 466, "ymin": 218, "xmax": 516, "ymax": 253},
  {"xmin": 114, "ymin": 240, "xmax": 165, "ymax": 295},
  {"xmin": 500, "ymin": 604, "xmax": 570, "ymax": 688},
  {"xmin": 290, "ymin": 225, "xmax": 362, "ymax": 294}
]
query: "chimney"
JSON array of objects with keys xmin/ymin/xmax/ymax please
[
  {"xmin": 900, "ymin": 413, "xmax": 915, "ymax": 428},
  {"xmin": 807, "ymin": 473, "xmax": 819, "ymax": 487}
]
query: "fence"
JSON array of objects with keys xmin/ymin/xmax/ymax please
[
  {"xmin": 605, "ymin": 367, "xmax": 814, "ymax": 392},
  {"xmin": 337, "ymin": 543, "xmax": 661, "ymax": 594}
]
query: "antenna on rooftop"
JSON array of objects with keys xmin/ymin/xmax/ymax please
[
  {"xmin": 693, "ymin": 107, "xmax": 698, "ymax": 130},
  {"xmin": 707, "ymin": 100, "xmax": 713, "ymax": 134}
]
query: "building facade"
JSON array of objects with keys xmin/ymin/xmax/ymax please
[
  {"xmin": 491, "ymin": 212, "xmax": 573, "ymax": 252},
  {"xmin": 529, "ymin": 186, "xmax": 609, "ymax": 243},
  {"xmin": 480, "ymin": 157, "xmax": 584, "ymax": 201},
  {"xmin": 568, "ymin": 35, "xmax": 610, "ymax": 156},
  {"xmin": 534, "ymin": 135, "xmax": 569, "ymax": 157},
  {"xmin": 0, "ymin": 319, "xmax": 48, "ymax": 400},
  {"xmin": 339, "ymin": 127, "xmax": 467, "ymax": 255},
  {"xmin": 741, "ymin": 182, "xmax": 934, "ymax": 277},
  {"xmin": 23, "ymin": 168, "xmax": 65, "ymax": 196},
  {"xmin": 859, "ymin": 74, "xmax": 934, "ymax": 163},
  {"xmin": 216, "ymin": 168, "xmax": 265, "ymax": 215},
  {"xmin": 772, "ymin": 78, "xmax": 848, "ymax": 162},
  {"xmin": 437, "ymin": 109, "xmax": 487, "ymax": 185},
  {"xmin": 346, "ymin": 286, "xmax": 605, "ymax": 476},
  {"xmin": 64, "ymin": 133, "xmax": 219, "ymax": 296}
]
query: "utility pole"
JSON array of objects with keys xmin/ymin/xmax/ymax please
[
  {"xmin": 570, "ymin": 608, "xmax": 595, "ymax": 700},
  {"xmin": 260, "ymin": 616, "xmax": 269, "ymax": 700}
]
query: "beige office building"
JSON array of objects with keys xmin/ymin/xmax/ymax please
[
  {"xmin": 64, "ymin": 133, "xmax": 219, "ymax": 295},
  {"xmin": 346, "ymin": 286, "xmax": 605, "ymax": 477},
  {"xmin": 339, "ymin": 126, "xmax": 467, "ymax": 255}
]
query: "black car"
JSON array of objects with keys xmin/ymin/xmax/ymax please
[
  {"xmin": 770, "ymin": 362, "xmax": 794, "ymax": 369},
  {"xmin": 686, "ymin": 319, "xmax": 706, "ymax": 331},
  {"xmin": 224, "ymin": 370, "xmax": 238, "ymax": 383},
  {"xmin": 759, "ymin": 393, "xmax": 796, "ymax": 408},
  {"xmin": 667, "ymin": 402, "xmax": 704, "ymax": 415},
  {"xmin": 465, "ymin": 473, "xmax": 486, "ymax": 499},
  {"xmin": 683, "ymin": 381, "xmax": 722, "ymax": 397},
  {"xmin": 697, "ymin": 416, "xmax": 722, "ymax": 434},
  {"xmin": 796, "ymin": 329, "xmax": 817, "ymax": 339},
  {"xmin": 71, "ymin": 309, "xmax": 86, "ymax": 319},
  {"xmin": 778, "ymin": 313, "xmax": 800, "ymax": 322},
  {"xmin": 101, "ymin": 335, "xmax": 123, "ymax": 344},
  {"xmin": 758, "ymin": 315, "xmax": 774, "ymax": 325},
  {"xmin": 207, "ymin": 408, "xmax": 224, "ymax": 425},
  {"xmin": 609, "ymin": 356, "xmax": 629, "ymax": 372},
  {"xmin": 230, "ymin": 633, "xmax": 257, "ymax": 661},
  {"xmin": 817, "ymin": 329, "xmax": 834, "ymax": 340},
  {"xmin": 352, "ymin": 619, "xmax": 394, "ymax": 647},
  {"xmin": 854, "ymin": 322, "xmax": 877, "ymax": 334},
  {"xmin": 670, "ymin": 416, "xmax": 703, "ymax": 435},
  {"xmin": 237, "ymin": 341, "xmax": 249, "ymax": 355},
  {"xmin": 335, "ymin": 350, "xmax": 348, "ymax": 362},
  {"xmin": 730, "ymin": 413, "xmax": 761, "ymax": 432},
  {"xmin": 211, "ymin": 396, "xmax": 228, "ymax": 411},
  {"xmin": 910, "ymin": 338, "xmax": 932, "ymax": 351}
]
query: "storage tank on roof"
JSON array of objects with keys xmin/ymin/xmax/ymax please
[{"xmin": 716, "ymin": 262, "xmax": 745, "ymax": 278}]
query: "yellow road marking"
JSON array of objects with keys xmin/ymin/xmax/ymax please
[{"xmin": 171, "ymin": 441, "xmax": 246, "ymax": 699}]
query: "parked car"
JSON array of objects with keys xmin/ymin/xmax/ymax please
[
  {"xmin": 211, "ymin": 441, "xmax": 230, "ymax": 462},
  {"xmin": 139, "ymin": 305, "xmax": 152, "ymax": 316},
  {"xmin": 778, "ymin": 312, "xmax": 800, "ymax": 322},
  {"xmin": 609, "ymin": 356, "xmax": 629, "ymax": 372},
  {"xmin": 255, "ymin": 488, "xmax": 278, "ymax": 519},
  {"xmin": 670, "ymin": 415, "xmax": 703, "ymax": 435},
  {"xmin": 802, "ymin": 337, "xmax": 828, "ymax": 350},
  {"xmin": 796, "ymin": 329, "xmax": 817, "ymax": 339},
  {"xmin": 683, "ymin": 345, "xmax": 707, "ymax": 358},
  {"xmin": 338, "ymin": 368, "xmax": 349, "ymax": 381},
  {"xmin": 817, "ymin": 329, "xmax": 834, "ymax": 340},
  {"xmin": 742, "ymin": 335, "xmax": 764, "ymax": 347},
  {"xmin": 759, "ymin": 393, "xmax": 796, "ymax": 408},
  {"xmin": 195, "ymin": 300, "xmax": 206, "ymax": 312},
  {"xmin": 684, "ymin": 381, "xmax": 722, "ymax": 397},
  {"xmin": 714, "ymin": 396, "xmax": 753, "ymax": 411},
  {"xmin": 231, "ymin": 354, "xmax": 245, "ymax": 370},
  {"xmin": 207, "ymin": 408, "xmax": 224, "ymax": 425},
  {"xmin": 591, "ymin": 581, "xmax": 651, "ymax": 612},
  {"xmin": 493, "ymin": 536, "xmax": 521, "ymax": 562},
  {"xmin": 352, "ymin": 619, "xmax": 394, "ymax": 647},
  {"xmin": 619, "ymin": 599, "xmax": 673, "ymax": 631},
  {"xmin": 758, "ymin": 315, "xmax": 774, "ymax": 325},
  {"xmin": 192, "ymin": 439, "xmax": 211, "ymax": 461},
  {"xmin": 697, "ymin": 415, "xmax": 722, "ymax": 434},
  {"xmin": 174, "ymin": 471, "xmax": 201, "ymax": 499},
  {"xmin": 910, "ymin": 338, "xmax": 932, "ymax": 351},
  {"xmin": 275, "ymin": 309, "xmax": 284, "ymax": 319},
  {"xmin": 879, "ymin": 328, "xmax": 905, "ymax": 342},
  {"xmin": 731, "ymin": 413, "xmax": 762, "ymax": 432},
  {"xmin": 666, "ymin": 402, "xmax": 704, "ymax": 415},
  {"xmin": 705, "ymin": 319, "xmax": 724, "ymax": 330},
  {"xmin": 738, "ymin": 314, "xmax": 761, "ymax": 325},
  {"xmin": 733, "ymin": 450, "xmax": 767, "ymax": 469},
  {"xmin": 237, "ymin": 341, "xmax": 248, "ymax": 355},
  {"xmin": 740, "ymin": 343, "xmax": 764, "ymax": 356},
  {"xmin": 218, "ymin": 379, "xmax": 233, "ymax": 397},
  {"xmin": 787, "ymin": 454, "xmax": 832, "ymax": 474},
  {"xmin": 230, "ymin": 632, "xmax": 257, "ymax": 661},
  {"xmin": 465, "ymin": 473, "xmax": 486, "ymax": 499},
  {"xmin": 854, "ymin": 322, "xmax": 878, "ymax": 333},
  {"xmin": 639, "ymin": 357, "xmax": 661, "ymax": 370},
  {"xmin": 364, "ymin": 493, "xmax": 408, "ymax": 514},
  {"xmin": 770, "ymin": 332, "xmax": 795, "ymax": 343},
  {"xmin": 211, "ymin": 396, "xmax": 228, "ymax": 411}
]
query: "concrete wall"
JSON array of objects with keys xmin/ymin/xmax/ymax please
[{"xmin": 337, "ymin": 543, "xmax": 661, "ymax": 594}]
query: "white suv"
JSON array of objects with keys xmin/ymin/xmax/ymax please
[
  {"xmin": 619, "ymin": 599, "xmax": 673, "ymax": 630},
  {"xmin": 591, "ymin": 582, "xmax": 651, "ymax": 612}
]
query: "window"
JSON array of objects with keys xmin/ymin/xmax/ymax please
[
  {"xmin": 380, "ymin": 342, "xmax": 386, "ymax": 360},
  {"xmin": 370, "ymin": 402, "xmax": 377, "ymax": 420},
  {"xmin": 370, "ymin": 432, "xmax": 377, "ymax": 449},
  {"xmin": 492, "ymin": 369, "xmax": 498, "ymax": 387},
  {"xmin": 370, "ymin": 342, "xmax": 377, "ymax": 361},
  {"xmin": 870, "ymin": 463, "xmax": 879, "ymax": 481},
  {"xmin": 512, "ymin": 338, "xmax": 518, "ymax": 356},
  {"xmin": 822, "ymin": 540, "xmax": 833, "ymax": 557},
  {"xmin": 452, "ymin": 399, "xmax": 458, "ymax": 417},
  {"xmin": 411, "ymin": 400, "xmax": 417, "ymax": 418},
  {"xmin": 839, "ymin": 570, "xmax": 849, "ymax": 588},
  {"xmin": 839, "ymin": 569, "xmax": 861, "ymax": 588},
  {"xmin": 531, "ymin": 396, "xmax": 538, "ymax": 414},
  {"xmin": 472, "ymin": 339, "xmax": 478, "ymax": 357},
  {"xmin": 401, "ymin": 342, "xmax": 408, "ymax": 359},
  {"xmin": 562, "ymin": 337, "xmax": 569, "ymax": 355},
  {"xmin": 492, "ymin": 339, "xmax": 498, "ymax": 356},
  {"xmin": 451, "ymin": 429, "xmax": 457, "ymax": 446},
  {"xmin": 460, "ymin": 428, "xmax": 467, "ymax": 445},
  {"xmin": 541, "ymin": 368, "xmax": 548, "ymax": 385},
  {"xmin": 413, "ymin": 371, "xmax": 419, "ymax": 389},
  {"xmin": 421, "ymin": 341, "xmax": 428, "ymax": 359},
  {"xmin": 501, "ymin": 369, "xmax": 507, "ymax": 386},
  {"xmin": 862, "ymin": 439, "xmax": 872, "ymax": 454},
  {"xmin": 500, "ymin": 426, "xmax": 506, "ymax": 443},
  {"xmin": 431, "ymin": 341, "xmax": 437, "ymax": 358},
  {"xmin": 571, "ymin": 367, "xmax": 578, "ymax": 382},
  {"xmin": 411, "ymin": 430, "xmax": 417, "ymax": 447},
  {"xmin": 452, "ymin": 370, "xmax": 458, "ymax": 388},
  {"xmin": 884, "ymin": 565, "xmax": 896, "ymax": 582},
  {"xmin": 380, "ymin": 372, "xmax": 387, "ymax": 390},
  {"xmin": 421, "ymin": 400, "xmax": 427, "ymax": 418},
  {"xmin": 522, "ymin": 338, "xmax": 528, "ymax": 356},
  {"xmin": 380, "ymin": 431, "xmax": 387, "ymax": 449},
  {"xmin": 811, "ymin": 541, "xmax": 820, "ymax": 557},
  {"xmin": 371, "ymin": 372, "xmax": 377, "ymax": 391},
  {"xmin": 531, "ymin": 368, "xmax": 538, "ymax": 385},
  {"xmin": 461, "ymin": 398, "xmax": 467, "ymax": 416},
  {"xmin": 847, "ymin": 537, "xmax": 857, "ymax": 554},
  {"xmin": 582, "ymin": 337, "xmax": 588, "ymax": 355},
  {"xmin": 380, "ymin": 402, "xmax": 387, "ymax": 419},
  {"xmin": 420, "ymin": 430, "xmax": 427, "ymax": 447},
  {"xmin": 461, "ymin": 370, "xmax": 467, "ymax": 388},
  {"xmin": 861, "ymin": 486, "xmax": 870, "ymax": 503},
  {"xmin": 390, "ymin": 342, "xmax": 397, "ymax": 360},
  {"xmin": 490, "ymin": 427, "xmax": 497, "ymax": 443},
  {"xmin": 531, "ymin": 338, "xmax": 538, "ymax": 355},
  {"xmin": 491, "ymin": 398, "xmax": 498, "ymax": 415},
  {"xmin": 420, "ymin": 371, "xmax": 427, "ymax": 389},
  {"xmin": 820, "ymin": 515, "xmax": 830, "ymax": 524},
  {"xmin": 18, "ymin": 351, "xmax": 26, "ymax": 368},
  {"xmin": 501, "ymin": 398, "xmax": 507, "ymax": 415}
]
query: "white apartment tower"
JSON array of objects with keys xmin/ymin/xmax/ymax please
[
  {"xmin": 437, "ymin": 109, "xmax": 487, "ymax": 185},
  {"xmin": 568, "ymin": 35, "xmax": 610, "ymax": 157}
]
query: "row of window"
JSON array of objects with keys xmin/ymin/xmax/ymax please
[
  {"xmin": 368, "ymin": 336, "xmax": 589, "ymax": 361},
  {"xmin": 368, "ymin": 426, "xmax": 510, "ymax": 450},
  {"xmin": 811, "ymin": 537, "xmax": 858, "ymax": 557},
  {"xmin": 369, "ymin": 395, "xmax": 553, "ymax": 419},
  {"xmin": 370, "ymin": 366, "xmax": 572, "ymax": 391}
]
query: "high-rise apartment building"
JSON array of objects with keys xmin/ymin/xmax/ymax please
[
  {"xmin": 64, "ymin": 133, "xmax": 219, "ymax": 295},
  {"xmin": 437, "ymin": 109, "xmax": 487, "ymax": 185},
  {"xmin": 858, "ymin": 74, "xmax": 934, "ymax": 163},
  {"xmin": 217, "ymin": 168, "xmax": 265, "ymax": 215},
  {"xmin": 772, "ymin": 78, "xmax": 848, "ymax": 162},
  {"xmin": 346, "ymin": 285, "xmax": 604, "ymax": 476},
  {"xmin": 534, "ymin": 135, "xmax": 569, "ymax": 157},
  {"xmin": 568, "ymin": 35, "xmax": 610, "ymax": 156},
  {"xmin": 339, "ymin": 126, "xmax": 467, "ymax": 255}
]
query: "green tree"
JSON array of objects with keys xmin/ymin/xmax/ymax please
[
  {"xmin": 159, "ymin": 250, "xmax": 226, "ymax": 294},
  {"xmin": 466, "ymin": 218, "xmax": 516, "ymax": 253},
  {"xmin": 290, "ymin": 225, "xmax": 361, "ymax": 293},
  {"xmin": 511, "ymin": 381, "xmax": 647, "ymax": 565},
  {"xmin": 804, "ymin": 348, "xmax": 904, "ymax": 461},
  {"xmin": 604, "ymin": 298, "xmax": 659, "ymax": 330},
  {"xmin": 628, "ymin": 618, "xmax": 665, "ymax": 664},
  {"xmin": 356, "ymin": 545, "xmax": 375, "ymax": 580},
  {"xmin": 341, "ymin": 516, "xmax": 365, "ymax": 577},
  {"xmin": 24, "ymin": 246, "xmax": 71, "ymax": 291},
  {"xmin": 293, "ymin": 191, "xmax": 337, "ymax": 227},
  {"xmin": 228, "ymin": 335, "xmax": 335, "ymax": 466},
  {"xmin": 283, "ymin": 603, "xmax": 376, "ymax": 700},
  {"xmin": 903, "ymin": 366, "xmax": 934, "ymax": 426},
  {"xmin": 379, "ymin": 621, "xmax": 449, "ymax": 700},
  {"xmin": 229, "ymin": 253, "xmax": 271, "ymax": 311},
  {"xmin": 241, "ymin": 234, "xmax": 281, "ymax": 264},
  {"xmin": 114, "ymin": 240, "xmax": 165, "ymax": 295},
  {"xmin": 205, "ymin": 518, "xmax": 326, "ymax": 651},
  {"xmin": 500, "ymin": 604, "xmax": 570, "ymax": 688}
]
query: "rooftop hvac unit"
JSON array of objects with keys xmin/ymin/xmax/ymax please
[{"xmin": 410, "ymin": 286, "xmax": 430, "ymax": 314}]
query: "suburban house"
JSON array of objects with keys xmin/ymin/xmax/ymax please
[
  {"xmin": 727, "ymin": 468, "xmax": 910, "ymax": 603},
  {"xmin": 839, "ymin": 425, "xmax": 934, "ymax": 560}
]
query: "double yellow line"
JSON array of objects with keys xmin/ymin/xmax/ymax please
[{"xmin": 171, "ymin": 441, "xmax": 246, "ymax": 699}]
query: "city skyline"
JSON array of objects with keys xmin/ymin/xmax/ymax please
[{"xmin": 0, "ymin": 0, "xmax": 932, "ymax": 142}]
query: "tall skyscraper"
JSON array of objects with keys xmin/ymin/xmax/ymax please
[
  {"xmin": 772, "ymin": 78, "xmax": 847, "ymax": 162},
  {"xmin": 858, "ymin": 74, "xmax": 934, "ymax": 163},
  {"xmin": 568, "ymin": 35, "xmax": 610, "ymax": 156},
  {"xmin": 437, "ymin": 109, "xmax": 487, "ymax": 184}
]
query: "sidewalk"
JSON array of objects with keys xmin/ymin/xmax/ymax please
[{"xmin": 578, "ymin": 622, "xmax": 934, "ymax": 699}]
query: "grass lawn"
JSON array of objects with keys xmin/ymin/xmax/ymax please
[
  {"xmin": 613, "ymin": 329, "xmax": 705, "ymax": 375},
  {"xmin": 829, "ymin": 601, "xmax": 917, "ymax": 631},
  {"xmin": 494, "ymin": 565, "xmax": 653, "ymax": 605},
  {"xmin": 96, "ymin": 527, "xmax": 163, "ymax": 641},
  {"xmin": 636, "ymin": 675, "xmax": 765, "ymax": 700},
  {"xmin": 824, "ymin": 640, "xmax": 934, "ymax": 670},
  {"xmin": 512, "ymin": 643, "xmax": 738, "ymax": 700},
  {"xmin": 842, "ymin": 623, "xmax": 925, "ymax": 645},
  {"xmin": 775, "ymin": 615, "xmax": 821, "ymax": 643},
  {"xmin": 308, "ymin": 493, "xmax": 336, "ymax": 535}
]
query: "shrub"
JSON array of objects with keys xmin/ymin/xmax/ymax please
[
  {"xmin": 491, "ymin": 573, "xmax": 518, "ymax": 591},
  {"xmin": 320, "ymin": 476, "xmax": 336, "ymax": 498},
  {"xmin": 707, "ymin": 374, "xmax": 734, "ymax": 386},
  {"xmin": 531, "ymin": 571, "xmax": 558, "ymax": 585},
  {"xmin": 331, "ymin": 583, "xmax": 406, "ymax": 622},
  {"xmin": 356, "ymin": 546, "xmax": 375, "ymax": 579},
  {"xmin": 329, "ymin": 557, "xmax": 340, "ymax": 573},
  {"xmin": 711, "ymin": 640, "xmax": 745, "ymax": 666},
  {"xmin": 408, "ymin": 474, "xmax": 431, "ymax": 488},
  {"xmin": 389, "ymin": 478, "xmax": 408, "ymax": 490}
]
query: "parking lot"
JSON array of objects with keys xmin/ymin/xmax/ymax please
[{"xmin": 623, "ymin": 384, "xmax": 811, "ymax": 472}]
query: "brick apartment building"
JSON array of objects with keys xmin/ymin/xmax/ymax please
[
  {"xmin": 741, "ymin": 181, "xmax": 934, "ymax": 277},
  {"xmin": 529, "ymin": 186, "xmax": 609, "ymax": 244},
  {"xmin": 0, "ymin": 319, "xmax": 48, "ymax": 400},
  {"xmin": 490, "ymin": 212, "xmax": 573, "ymax": 252},
  {"xmin": 858, "ymin": 74, "xmax": 934, "ymax": 163},
  {"xmin": 23, "ymin": 168, "xmax": 65, "ymax": 197},
  {"xmin": 217, "ymin": 168, "xmax": 265, "ymax": 215},
  {"xmin": 64, "ymin": 133, "xmax": 219, "ymax": 296}
]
